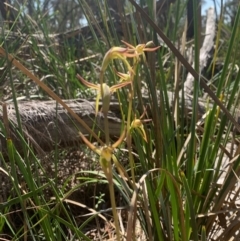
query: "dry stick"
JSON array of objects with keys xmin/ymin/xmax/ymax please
[
  {"xmin": 128, "ymin": 0, "xmax": 240, "ymax": 133},
  {"xmin": 0, "ymin": 47, "xmax": 104, "ymax": 146}
]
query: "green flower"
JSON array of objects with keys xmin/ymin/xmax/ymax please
[
  {"xmin": 121, "ymin": 40, "xmax": 160, "ymax": 62},
  {"xmin": 77, "ymin": 74, "xmax": 131, "ymax": 115},
  {"xmin": 101, "ymin": 46, "xmax": 137, "ymax": 73},
  {"xmin": 130, "ymin": 110, "xmax": 152, "ymax": 142},
  {"xmin": 79, "ymin": 129, "xmax": 126, "ymax": 176}
]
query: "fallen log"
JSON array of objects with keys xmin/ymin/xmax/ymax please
[
  {"xmin": 0, "ymin": 98, "xmax": 122, "ymax": 154},
  {"xmin": 0, "ymin": 91, "xmax": 229, "ymax": 155}
]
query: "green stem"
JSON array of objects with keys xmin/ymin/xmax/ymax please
[
  {"xmin": 107, "ymin": 166, "xmax": 121, "ymax": 241},
  {"xmin": 126, "ymin": 85, "xmax": 136, "ymax": 187},
  {"xmin": 104, "ymin": 112, "xmax": 110, "ymax": 145}
]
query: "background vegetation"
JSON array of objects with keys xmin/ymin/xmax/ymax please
[{"xmin": 0, "ymin": 0, "xmax": 240, "ymax": 240}]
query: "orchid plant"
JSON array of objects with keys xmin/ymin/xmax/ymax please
[{"xmin": 77, "ymin": 41, "xmax": 159, "ymax": 240}]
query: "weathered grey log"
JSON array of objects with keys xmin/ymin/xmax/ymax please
[
  {"xmin": 0, "ymin": 91, "xmax": 217, "ymax": 154},
  {"xmin": 0, "ymin": 99, "xmax": 123, "ymax": 153}
]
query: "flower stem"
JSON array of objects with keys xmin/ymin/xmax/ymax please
[{"xmin": 106, "ymin": 166, "xmax": 121, "ymax": 241}]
